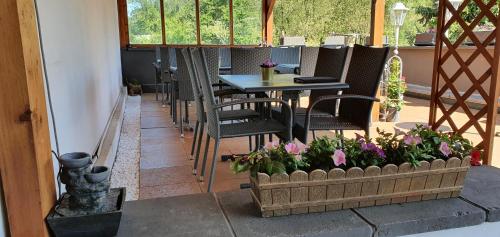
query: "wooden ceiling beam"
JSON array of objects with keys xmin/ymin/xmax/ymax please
[{"xmin": 369, "ymin": 0, "xmax": 385, "ymax": 46}]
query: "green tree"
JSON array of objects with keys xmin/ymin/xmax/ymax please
[{"xmin": 127, "ymin": 0, "xmax": 162, "ymax": 44}]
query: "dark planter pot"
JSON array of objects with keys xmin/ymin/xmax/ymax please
[
  {"xmin": 386, "ymin": 107, "xmax": 400, "ymax": 122},
  {"xmin": 46, "ymin": 188, "xmax": 125, "ymax": 237}
]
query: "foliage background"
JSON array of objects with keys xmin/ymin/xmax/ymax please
[{"xmin": 126, "ymin": 0, "xmax": 496, "ymax": 46}]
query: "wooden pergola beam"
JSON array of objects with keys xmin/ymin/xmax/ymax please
[
  {"xmin": 0, "ymin": 0, "xmax": 56, "ymax": 236},
  {"xmin": 263, "ymin": 0, "xmax": 276, "ymax": 45},
  {"xmin": 370, "ymin": 0, "xmax": 385, "ymax": 46}
]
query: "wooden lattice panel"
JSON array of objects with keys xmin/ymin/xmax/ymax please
[{"xmin": 429, "ymin": 0, "xmax": 500, "ymax": 164}]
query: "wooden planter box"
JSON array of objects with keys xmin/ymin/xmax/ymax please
[{"xmin": 250, "ymin": 157, "xmax": 470, "ymax": 217}]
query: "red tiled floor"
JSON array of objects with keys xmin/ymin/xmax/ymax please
[{"xmin": 138, "ymin": 93, "xmax": 500, "ymax": 200}]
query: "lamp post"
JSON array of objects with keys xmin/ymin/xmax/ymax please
[{"xmin": 391, "ymin": 2, "xmax": 409, "ymax": 55}]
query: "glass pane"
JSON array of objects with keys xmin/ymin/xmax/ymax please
[
  {"xmin": 273, "ymin": 0, "xmax": 371, "ymax": 46},
  {"xmin": 164, "ymin": 0, "xmax": 197, "ymax": 44},
  {"xmin": 200, "ymin": 0, "xmax": 230, "ymax": 45},
  {"xmin": 233, "ymin": 0, "xmax": 262, "ymax": 45},
  {"xmin": 127, "ymin": 0, "xmax": 162, "ymax": 44}
]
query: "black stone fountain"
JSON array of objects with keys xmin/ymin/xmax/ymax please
[{"xmin": 46, "ymin": 152, "xmax": 125, "ymax": 237}]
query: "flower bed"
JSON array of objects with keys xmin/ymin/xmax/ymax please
[{"xmin": 231, "ymin": 125, "xmax": 481, "ymax": 217}]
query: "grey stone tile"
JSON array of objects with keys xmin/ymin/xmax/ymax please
[
  {"xmin": 117, "ymin": 193, "xmax": 232, "ymax": 237},
  {"xmin": 141, "ymin": 116, "xmax": 172, "ymax": 129},
  {"xmin": 461, "ymin": 166, "xmax": 500, "ymax": 221},
  {"xmin": 354, "ymin": 198, "xmax": 485, "ymax": 237},
  {"xmin": 217, "ymin": 190, "xmax": 373, "ymax": 237}
]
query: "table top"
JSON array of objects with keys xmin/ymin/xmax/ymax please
[{"xmin": 219, "ymin": 74, "xmax": 349, "ymax": 93}]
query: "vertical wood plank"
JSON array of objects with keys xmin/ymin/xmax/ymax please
[
  {"xmin": 452, "ymin": 157, "xmax": 471, "ymax": 197},
  {"xmin": 326, "ymin": 168, "xmax": 346, "ymax": 211},
  {"xmin": 257, "ymin": 173, "xmax": 273, "ymax": 217},
  {"xmin": 271, "ymin": 173, "xmax": 290, "ymax": 216},
  {"xmin": 406, "ymin": 161, "xmax": 431, "ymax": 202},
  {"xmin": 422, "ymin": 159, "xmax": 446, "ymax": 200},
  {"xmin": 159, "ymin": 0, "xmax": 166, "ymax": 44},
  {"xmin": 342, "ymin": 167, "xmax": 364, "ymax": 209},
  {"xmin": 0, "ymin": 0, "xmax": 56, "ymax": 235},
  {"xmin": 391, "ymin": 163, "xmax": 413, "ymax": 204},
  {"xmin": 376, "ymin": 164, "xmax": 398, "ymax": 205},
  {"xmin": 290, "ymin": 171, "xmax": 308, "ymax": 215},
  {"xmin": 437, "ymin": 157, "xmax": 462, "ymax": 199},
  {"xmin": 117, "ymin": 0, "xmax": 129, "ymax": 47},
  {"xmin": 359, "ymin": 166, "xmax": 381, "ymax": 207},
  {"xmin": 308, "ymin": 169, "xmax": 327, "ymax": 213}
]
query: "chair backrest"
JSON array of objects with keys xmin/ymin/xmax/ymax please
[
  {"xmin": 298, "ymin": 46, "xmax": 319, "ymax": 77},
  {"xmin": 160, "ymin": 47, "xmax": 171, "ymax": 79},
  {"xmin": 219, "ymin": 47, "xmax": 231, "ymax": 68},
  {"xmin": 153, "ymin": 62, "xmax": 162, "ymax": 82},
  {"xmin": 191, "ymin": 48, "xmax": 220, "ymax": 138},
  {"xmin": 175, "ymin": 48, "xmax": 194, "ymax": 101},
  {"xmin": 203, "ymin": 47, "xmax": 220, "ymax": 83},
  {"xmin": 168, "ymin": 48, "xmax": 177, "ymax": 67},
  {"xmin": 308, "ymin": 47, "xmax": 349, "ymax": 115},
  {"xmin": 271, "ymin": 47, "xmax": 300, "ymax": 65},
  {"xmin": 181, "ymin": 48, "xmax": 205, "ymax": 122},
  {"xmin": 230, "ymin": 47, "xmax": 272, "ymax": 74},
  {"xmin": 339, "ymin": 44, "xmax": 389, "ymax": 125}
]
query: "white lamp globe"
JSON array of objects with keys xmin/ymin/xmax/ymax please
[{"xmin": 391, "ymin": 2, "xmax": 409, "ymax": 27}]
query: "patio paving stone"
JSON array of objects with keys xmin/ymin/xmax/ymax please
[
  {"xmin": 461, "ymin": 165, "xmax": 500, "ymax": 222},
  {"xmin": 217, "ymin": 190, "xmax": 373, "ymax": 237},
  {"xmin": 354, "ymin": 198, "xmax": 485, "ymax": 237},
  {"xmin": 117, "ymin": 193, "xmax": 232, "ymax": 237}
]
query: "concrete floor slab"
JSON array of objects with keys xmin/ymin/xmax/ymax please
[
  {"xmin": 116, "ymin": 193, "xmax": 232, "ymax": 237},
  {"xmin": 217, "ymin": 190, "xmax": 373, "ymax": 237},
  {"xmin": 461, "ymin": 166, "xmax": 500, "ymax": 222},
  {"xmin": 354, "ymin": 198, "xmax": 486, "ymax": 237}
]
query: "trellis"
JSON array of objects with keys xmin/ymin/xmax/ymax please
[{"xmin": 429, "ymin": 0, "xmax": 500, "ymax": 164}]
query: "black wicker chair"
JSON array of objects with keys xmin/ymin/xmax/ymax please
[
  {"xmin": 293, "ymin": 45, "xmax": 389, "ymax": 143},
  {"xmin": 298, "ymin": 46, "xmax": 319, "ymax": 76},
  {"xmin": 231, "ymin": 47, "xmax": 272, "ymax": 74},
  {"xmin": 190, "ymin": 48, "xmax": 292, "ymax": 192},
  {"xmin": 182, "ymin": 48, "xmax": 261, "ymax": 177},
  {"xmin": 175, "ymin": 48, "xmax": 196, "ymax": 137}
]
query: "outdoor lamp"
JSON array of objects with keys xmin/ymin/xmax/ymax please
[{"xmin": 391, "ymin": 2, "xmax": 409, "ymax": 55}]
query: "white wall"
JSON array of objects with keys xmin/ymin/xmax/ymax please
[
  {"xmin": 38, "ymin": 0, "xmax": 123, "ymax": 155},
  {"xmin": 1, "ymin": 0, "xmax": 122, "ymax": 235}
]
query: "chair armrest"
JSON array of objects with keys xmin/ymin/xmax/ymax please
[
  {"xmin": 213, "ymin": 98, "xmax": 290, "ymax": 109},
  {"xmin": 211, "ymin": 82, "xmax": 229, "ymax": 87},
  {"xmin": 307, "ymin": 94, "xmax": 379, "ymax": 114}
]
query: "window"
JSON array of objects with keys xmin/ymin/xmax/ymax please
[
  {"xmin": 233, "ymin": 0, "xmax": 262, "ymax": 45},
  {"xmin": 127, "ymin": 0, "xmax": 163, "ymax": 44},
  {"xmin": 124, "ymin": 0, "xmax": 263, "ymax": 46},
  {"xmin": 200, "ymin": 0, "xmax": 230, "ymax": 45},
  {"xmin": 164, "ymin": 0, "xmax": 197, "ymax": 44}
]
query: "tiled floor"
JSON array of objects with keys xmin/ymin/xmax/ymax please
[{"xmin": 138, "ymin": 93, "xmax": 500, "ymax": 200}]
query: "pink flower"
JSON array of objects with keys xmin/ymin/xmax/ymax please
[
  {"xmin": 331, "ymin": 150, "xmax": 346, "ymax": 166},
  {"xmin": 284, "ymin": 142, "xmax": 307, "ymax": 155},
  {"xmin": 264, "ymin": 141, "xmax": 279, "ymax": 150},
  {"xmin": 439, "ymin": 142, "xmax": 451, "ymax": 157},
  {"xmin": 403, "ymin": 135, "xmax": 422, "ymax": 145}
]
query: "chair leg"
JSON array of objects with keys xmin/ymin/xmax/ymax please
[
  {"xmin": 179, "ymin": 100, "xmax": 184, "ymax": 137},
  {"xmin": 312, "ymin": 131, "xmax": 317, "ymax": 140},
  {"xmin": 199, "ymin": 135, "xmax": 211, "ymax": 182},
  {"xmin": 365, "ymin": 129, "xmax": 370, "ymax": 138},
  {"xmin": 184, "ymin": 101, "xmax": 190, "ymax": 123},
  {"xmin": 248, "ymin": 136, "xmax": 252, "ymax": 151},
  {"xmin": 193, "ymin": 122, "xmax": 205, "ymax": 175},
  {"xmin": 190, "ymin": 121, "xmax": 200, "ymax": 157},
  {"xmin": 207, "ymin": 139, "xmax": 221, "ymax": 193}
]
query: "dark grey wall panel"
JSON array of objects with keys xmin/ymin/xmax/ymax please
[{"xmin": 121, "ymin": 48, "xmax": 157, "ymax": 92}]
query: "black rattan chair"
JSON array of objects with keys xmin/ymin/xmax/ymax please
[
  {"xmin": 298, "ymin": 46, "xmax": 319, "ymax": 76},
  {"xmin": 272, "ymin": 47, "xmax": 349, "ymax": 120},
  {"xmin": 231, "ymin": 47, "xmax": 272, "ymax": 74},
  {"xmin": 181, "ymin": 48, "xmax": 260, "ymax": 177},
  {"xmin": 190, "ymin": 48, "xmax": 292, "ymax": 192},
  {"xmin": 175, "ymin": 48, "xmax": 195, "ymax": 137},
  {"xmin": 293, "ymin": 45, "xmax": 389, "ymax": 143}
]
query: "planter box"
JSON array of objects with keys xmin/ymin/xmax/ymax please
[
  {"xmin": 47, "ymin": 188, "xmax": 125, "ymax": 237},
  {"xmin": 414, "ymin": 33, "xmax": 436, "ymax": 46},
  {"xmin": 250, "ymin": 157, "xmax": 470, "ymax": 217},
  {"xmin": 465, "ymin": 30, "xmax": 495, "ymax": 46}
]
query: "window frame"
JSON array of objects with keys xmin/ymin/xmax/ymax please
[{"xmin": 121, "ymin": 0, "xmax": 266, "ymax": 47}]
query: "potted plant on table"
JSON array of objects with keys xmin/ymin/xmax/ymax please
[
  {"xmin": 231, "ymin": 125, "xmax": 479, "ymax": 217},
  {"xmin": 261, "ymin": 59, "xmax": 277, "ymax": 81}
]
